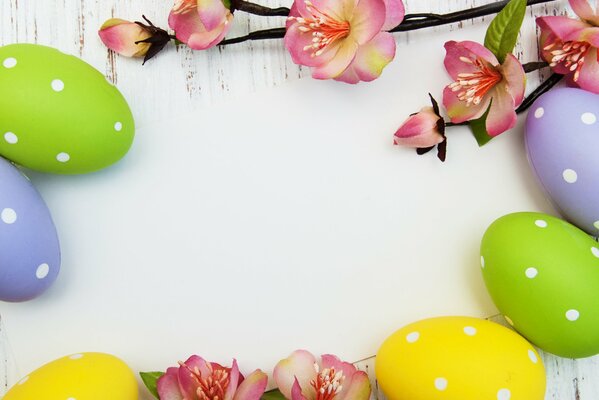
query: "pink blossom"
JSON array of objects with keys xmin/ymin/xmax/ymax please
[
  {"xmin": 98, "ymin": 19, "xmax": 152, "ymax": 58},
  {"xmin": 169, "ymin": 0, "xmax": 233, "ymax": 50},
  {"xmin": 157, "ymin": 355, "xmax": 267, "ymax": 400},
  {"xmin": 537, "ymin": 0, "xmax": 599, "ymax": 93},
  {"xmin": 273, "ymin": 350, "xmax": 371, "ymax": 400},
  {"xmin": 284, "ymin": 0, "xmax": 405, "ymax": 83},
  {"xmin": 442, "ymin": 40, "xmax": 526, "ymax": 137}
]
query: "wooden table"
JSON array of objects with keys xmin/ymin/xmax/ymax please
[{"xmin": 1, "ymin": 0, "xmax": 598, "ymax": 399}]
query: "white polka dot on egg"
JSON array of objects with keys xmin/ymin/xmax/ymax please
[
  {"xmin": 69, "ymin": 353, "xmax": 84, "ymax": 360},
  {"xmin": 36, "ymin": 263, "xmax": 50, "ymax": 279},
  {"xmin": 566, "ymin": 309, "xmax": 580, "ymax": 321},
  {"xmin": 592, "ymin": 247, "xmax": 599, "ymax": 258},
  {"xmin": 67, "ymin": 397, "xmax": 77, "ymax": 400},
  {"xmin": 525, "ymin": 267, "xmax": 538, "ymax": 279},
  {"xmin": 406, "ymin": 332, "xmax": 420, "ymax": 343},
  {"xmin": 3, "ymin": 57, "xmax": 17, "ymax": 68},
  {"xmin": 535, "ymin": 220, "xmax": 548, "ymax": 228},
  {"xmin": 534, "ymin": 107, "xmax": 544, "ymax": 119},
  {"xmin": 463, "ymin": 326, "xmax": 477, "ymax": 336},
  {"xmin": 562, "ymin": 169, "xmax": 578, "ymax": 184},
  {"xmin": 581, "ymin": 112, "xmax": 597, "ymax": 125},
  {"xmin": 480, "ymin": 256, "xmax": 485, "ymax": 269},
  {"xmin": 56, "ymin": 152, "xmax": 70, "ymax": 163},
  {"xmin": 114, "ymin": 122, "xmax": 123, "ymax": 132},
  {"xmin": 528, "ymin": 349, "xmax": 538, "ymax": 364},
  {"xmin": 497, "ymin": 388, "xmax": 511, "ymax": 400},
  {"xmin": 4, "ymin": 132, "xmax": 18, "ymax": 144},
  {"xmin": 1, "ymin": 208, "xmax": 17, "ymax": 224},
  {"xmin": 434, "ymin": 377, "xmax": 448, "ymax": 391},
  {"xmin": 51, "ymin": 79, "xmax": 65, "ymax": 92}
]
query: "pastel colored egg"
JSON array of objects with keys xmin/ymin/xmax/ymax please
[
  {"xmin": 376, "ymin": 316, "xmax": 545, "ymax": 400},
  {"xmin": 481, "ymin": 212, "xmax": 599, "ymax": 358},
  {"xmin": 526, "ymin": 88, "xmax": 599, "ymax": 234},
  {"xmin": 0, "ymin": 156, "xmax": 60, "ymax": 301},
  {"xmin": 0, "ymin": 44, "xmax": 134, "ymax": 174},
  {"xmin": 4, "ymin": 352, "xmax": 138, "ymax": 400}
]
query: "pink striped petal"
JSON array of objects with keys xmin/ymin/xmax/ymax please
[
  {"xmin": 197, "ymin": 0, "xmax": 229, "ymax": 31},
  {"xmin": 350, "ymin": 0, "xmax": 386, "ymax": 44},
  {"xmin": 157, "ymin": 367, "xmax": 185, "ymax": 400},
  {"xmin": 381, "ymin": 0, "xmax": 405, "ymax": 30},
  {"xmin": 274, "ymin": 350, "xmax": 317, "ymax": 400},
  {"xmin": 444, "ymin": 40, "xmax": 499, "ymax": 80},
  {"xmin": 485, "ymin": 85, "xmax": 517, "ymax": 137},
  {"xmin": 233, "ymin": 370, "xmax": 268, "ymax": 400},
  {"xmin": 574, "ymin": 46, "xmax": 599, "ymax": 93},
  {"xmin": 311, "ymin": 39, "xmax": 359, "ymax": 79},
  {"xmin": 500, "ymin": 53, "xmax": 526, "ymax": 107},
  {"xmin": 443, "ymin": 84, "xmax": 490, "ymax": 123},
  {"xmin": 337, "ymin": 371, "xmax": 371, "ymax": 400},
  {"xmin": 335, "ymin": 32, "xmax": 395, "ymax": 83}
]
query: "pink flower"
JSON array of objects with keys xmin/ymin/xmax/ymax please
[
  {"xmin": 273, "ymin": 350, "xmax": 371, "ymax": 400},
  {"xmin": 169, "ymin": 0, "xmax": 233, "ymax": 50},
  {"xmin": 537, "ymin": 0, "xmax": 599, "ymax": 93},
  {"xmin": 442, "ymin": 40, "xmax": 526, "ymax": 137},
  {"xmin": 98, "ymin": 18, "xmax": 152, "ymax": 58},
  {"xmin": 157, "ymin": 355, "xmax": 268, "ymax": 400},
  {"xmin": 284, "ymin": 0, "xmax": 405, "ymax": 83}
]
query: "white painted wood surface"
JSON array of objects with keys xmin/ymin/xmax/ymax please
[{"xmin": 1, "ymin": 0, "xmax": 598, "ymax": 399}]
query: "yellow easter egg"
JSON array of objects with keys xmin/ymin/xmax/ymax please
[
  {"xmin": 376, "ymin": 316, "xmax": 546, "ymax": 400},
  {"xmin": 4, "ymin": 352, "xmax": 138, "ymax": 400}
]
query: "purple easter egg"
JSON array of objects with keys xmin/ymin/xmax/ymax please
[
  {"xmin": 526, "ymin": 88, "xmax": 599, "ymax": 235},
  {"xmin": 0, "ymin": 157, "xmax": 60, "ymax": 301}
]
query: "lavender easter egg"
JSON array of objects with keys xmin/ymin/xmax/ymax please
[
  {"xmin": 526, "ymin": 88, "xmax": 599, "ymax": 234},
  {"xmin": 0, "ymin": 157, "xmax": 60, "ymax": 301}
]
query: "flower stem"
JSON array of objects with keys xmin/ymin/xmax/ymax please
[
  {"xmin": 220, "ymin": 0, "xmax": 556, "ymax": 46},
  {"xmin": 231, "ymin": 0, "xmax": 290, "ymax": 16}
]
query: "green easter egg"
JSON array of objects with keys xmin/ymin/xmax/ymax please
[
  {"xmin": 481, "ymin": 212, "xmax": 599, "ymax": 358},
  {"xmin": 0, "ymin": 44, "xmax": 134, "ymax": 174}
]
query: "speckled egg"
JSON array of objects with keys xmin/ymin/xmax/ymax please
[
  {"xmin": 481, "ymin": 212, "xmax": 599, "ymax": 358},
  {"xmin": 0, "ymin": 44, "xmax": 134, "ymax": 174},
  {"xmin": 0, "ymin": 156, "xmax": 60, "ymax": 301},
  {"xmin": 4, "ymin": 353, "xmax": 138, "ymax": 400},
  {"xmin": 376, "ymin": 316, "xmax": 545, "ymax": 400},
  {"xmin": 526, "ymin": 88, "xmax": 599, "ymax": 234}
]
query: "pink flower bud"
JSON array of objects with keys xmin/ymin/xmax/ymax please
[
  {"xmin": 393, "ymin": 106, "xmax": 445, "ymax": 148},
  {"xmin": 98, "ymin": 18, "xmax": 152, "ymax": 58}
]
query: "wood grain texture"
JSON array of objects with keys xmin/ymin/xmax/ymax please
[{"xmin": 1, "ymin": 1, "xmax": 598, "ymax": 399}]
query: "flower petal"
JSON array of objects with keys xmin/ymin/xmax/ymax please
[
  {"xmin": 574, "ymin": 46, "xmax": 599, "ymax": 92},
  {"xmin": 536, "ymin": 16, "xmax": 590, "ymax": 42},
  {"xmin": 157, "ymin": 367, "xmax": 185, "ymax": 400},
  {"xmin": 321, "ymin": 355, "xmax": 359, "ymax": 385},
  {"xmin": 393, "ymin": 107, "xmax": 444, "ymax": 148},
  {"xmin": 224, "ymin": 359, "xmax": 241, "ymax": 400},
  {"xmin": 185, "ymin": 355, "xmax": 213, "ymax": 376},
  {"xmin": 335, "ymin": 32, "xmax": 395, "ymax": 83},
  {"xmin": 311, "ymin": 39, "xmax": 359, "ymax": 80},
  {"xmin": 274, "ymin": 350, "xmax": 317, "ymax": 399},
  {"xmin": 187, "ymin": 16, "xmax": 232, "ymax": 50},
  {"xmin": 291, "ymin": 378, "xmax": 309, "ymax": 400},
  {"xmin": 169, "ymin": 7, "xmax": 207, "ymax": 44},
  {"xmin": 197, "ymin": 0, "xmax": 229, "ymax": 31},
  {"xmin": 485, "ymin": 85, "xmax": 517, "ymax": 137},
  {"xmin": 233, "ymin": 370, "xmax": 268, "ymax": 400},
  {"xmin": 569, "ymin": 0, "xmax": 599, "ymax": 23},
  {"xmin": 443, "ymin": 84, "xmax": 490, "ymax": 123},
  {"xmin": 337, "ymin": 371, "xmax": 371, "ymax": 400},
  {"xmin": 350, "ymin": 0, "xmax": 386, "ymax": 44},
  {"xmin": 381, "ymin": 0, "xmax": 405, "ymax": 31},
  {"xmin": 444, "ymin": 40, "xmax": 499, "ymax": 80},
  {"xmin": 98, "ymin": 19, "xmax": 151, "ymax": 57},
  {"xmin": 500, "ymin": 53, "xmax": 526, "ymax": 107},
  {"xmin": 284, "ymin": 13, "xmax": 336, "ymax": 68}
]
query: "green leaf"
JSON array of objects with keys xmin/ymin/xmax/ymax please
[
  {"xmin": 223, "ymin": 0, "xmax": 232, "ymax": 10},
  {"xmin": 484, "ymin": 0, "xmax": 527, "ymax": 63},
  {"xmin": 469, "ymin": 104, "xmax": 493, "ymax": 146},
  {"xmin": 140, "ymin": 371, "xmax": 165, "ymax": 399},
  {"xmin": 261, "ymin": 389, "xmax": 287, "ymax": 400}
]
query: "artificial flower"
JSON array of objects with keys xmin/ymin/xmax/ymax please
[
  {"xmin": 157, "ymin": 355, "xmax": 268, "ymax": 400},
  {"xmin": 442, "ymin": 40, "xmax": 526, "ymax": 137},
  {"xmin": 537, "ymin": 0, "xmax": 599, "ymax": 93},
  {"xmin": 273, "ymin": 350, "xmax": 371, "ymax": 400},
  {"xmin": 169, "ymin": 0, "xmax": 234, "ymax": 50},
  {"xmin": 284, "ymin": 0, "xmax": 405, "ymax": 83},
  {"xmin": 99, "ymin": 18, "xmax": 152, "ymax": 58}
]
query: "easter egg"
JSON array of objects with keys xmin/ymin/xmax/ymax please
[
  {"xmin": 4, "ymin": 352, "xmax": 138, "ymax": 400},
  {"xmin": 0, "ymin": 156, "xmax": 60, "ymax": 301},
  {"xmin": 481, "ymin": 212, "xmax": 599, "ymax": 358},
  {"xmin": 376, "ymin": 316, "xmax": 545, "ymax": 400},
  {"xmin": 526, "ymin": 88, "xmax": 599, "ymax": 235},
  {"xmin": 0, "ymin": 44, "xmax": 134, "ymax": 174}
]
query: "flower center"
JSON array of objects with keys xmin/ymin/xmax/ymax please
[
  {"xmin": 288, "ymin": 1, "xmax": 350, "ymax": 57},
  {"xmin": 179, "ymin": 361, "xmax": 231, "ymax": 400},
  {"xmin": 173, "ymin": 0, "xmax": 197, "ymax": 14},
  {"xmin": 544, "ymin": 39, "xmax": 590, "ymax": 82},
  {"xmin": 310, "ymin": 363, "xmax": 345, "ymax": 400},
  {"xmin": 448, "ymin": 55, "xmax": 503, "ymax": 107}
]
